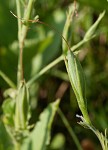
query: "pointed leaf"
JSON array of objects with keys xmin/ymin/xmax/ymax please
[{"xmin": 21, "ymin": 99, "xmax": 60, "ymax": 150}]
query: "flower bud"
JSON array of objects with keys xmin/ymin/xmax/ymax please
[{"xmin": 15, "ymin": 81, "xmax": 29, "ymax": 130}]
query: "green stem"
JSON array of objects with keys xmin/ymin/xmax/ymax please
[
  {"xmin": 16, "ymin": 0, "xmax": 23, "ymax": 85},
  {"xmin": 15, "ymin": 1, "xmax": 34, "ymax": 148},
  {"xmin": 71, "ymin": 40, "xmax": 85, "ymax": 52},
  {"xmin": 16, "ymin": 0, "xmax": 34, "ymax": 86},
  {"xmin": 58, "ymin": 108, "xmax": 83, "ymax": 150},
  {"xmin": 50, "ymin": 70, "xmax": 69, "ymax": 81},
  {"xmin": 27, "ymin": 55, "xmax": 64, "ymax": 87},
  {"xmin": 15, "ymin": 141, "xmax": 21, "ymax": 150},
  {"xmin": 16, "ymin": 0, "xmax": 22, "ymax": 41},
  {"xmin": 0, "ymin": 70, "xmax": 16, "ymax": 88},
  {"xmin": 21, "ymin": 0, "xmax": 34, "ymax": 43},
  {"xmin": 81, "ymin": 105, "xmax": 91, "ymax": 125}
]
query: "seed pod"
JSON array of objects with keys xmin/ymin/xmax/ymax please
[
  {"xmin": 67, "ymin": 50, "xmax": 86, "ymax": 103},
  {"xmin": 15, "ymin": 80, "xmax": 29, "ymax": 130},
  {"xmin": 67, "ymin": 50, "xmax": 91, "ymax": 124}
]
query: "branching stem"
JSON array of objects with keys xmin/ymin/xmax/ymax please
[
  {"xmin": 16, "ymin": 0, "xmax": 34, "ymax": 86},
  {"xmin": 27, "ymin": 55, "xmax": 64, "ymax": 87}
]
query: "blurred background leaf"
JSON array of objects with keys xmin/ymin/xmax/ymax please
[{"xmin": 0, "ymin": 121, "xmax": 13, "ymax": 150}]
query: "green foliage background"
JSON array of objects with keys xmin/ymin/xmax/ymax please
[{"xmin": 0, "ymin": 0, "xmax": 108, "ymax": 149}]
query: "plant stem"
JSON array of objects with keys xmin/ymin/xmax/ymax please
[
  {"xmin": 0, "ymin": 70, "xmax": 16, "ymax": 88},
  {"xmin": 15, "ymin": 0, "xmax": 34, "ymax": 149},
  {"xmin": 21, "ymin": 0, "xmax": 34, "ymax": 43},
  {"xmin": 16, "ymin": 0, "xmax": 22, "ymax": 41},
  {"xmin": 15, "ymin": 141, "xmax": 21, "ymax": 150},
  {"xmin": 58, "ymin": 108, "xmax": 83, "ymax": 150},
  {"xmin": 16, "ymin": 0, "xmax": 34, "ymax": 86},
  {"xmin": 71, "ymin": 40, "xmax": 85, "ymax": 52},
  {"xmin": 50, "ymin": 69, "xmax": 69, "ymax": 81},
  {"xmin": 27, "ymin": 55, "xmax": 64, "ymax": 87},
  {"xmin": 16, "ymin": 0, "xmax": 23, "ymax": 85}
]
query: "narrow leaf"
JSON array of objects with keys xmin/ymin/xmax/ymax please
[{"xmin": 21, "ymin": 99, "xmax": 60, "ymax": 150}]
